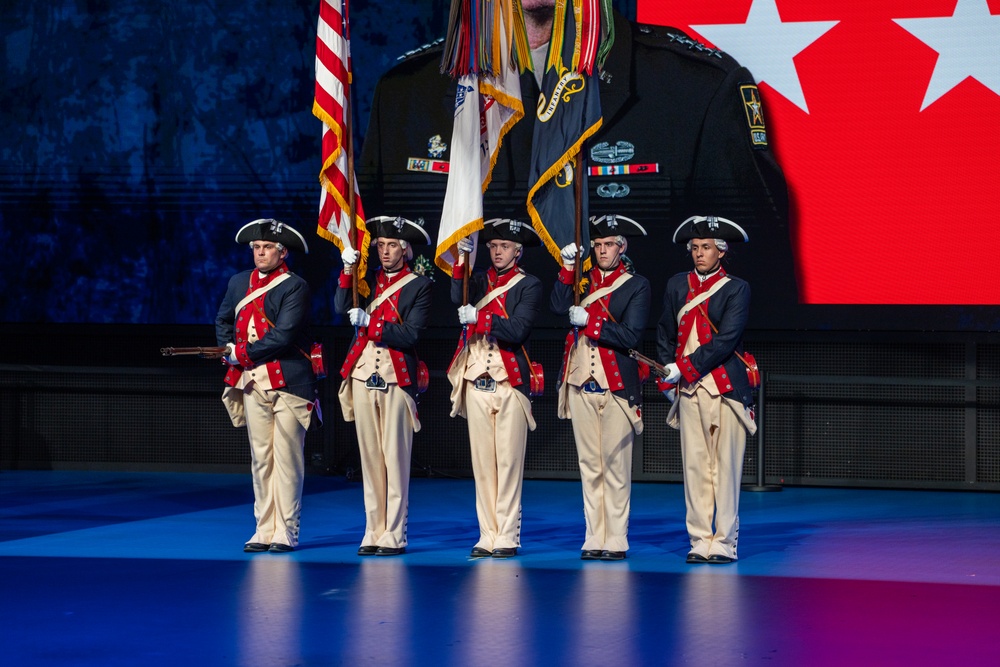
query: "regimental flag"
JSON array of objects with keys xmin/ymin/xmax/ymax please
[
  {"xmin": 641, "ymin": 0, "xmax": 1000, "ymax": 306},
  {"xmin": 436, "ymin": 0, "xmax": 529, "ymax": 277},
  {"xmin": 314, "ymin": 0, "xmax": 370, "ymax": 295},
  {"xmin": 526, "ymin": 0, "xmax": 611, "ymax": 267}
]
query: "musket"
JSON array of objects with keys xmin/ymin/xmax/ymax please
[
  {"xmin": 160, "ymin": 346, "xmax": 227, "ymax": 359},
  {"xmin": 628, "ymin": 349, "xmax": 671, "ymax": 378}
]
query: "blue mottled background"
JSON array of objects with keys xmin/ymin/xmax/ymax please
[{"xmin": 0, "ymin": 0, "xmax": 469, "ymax": 324}]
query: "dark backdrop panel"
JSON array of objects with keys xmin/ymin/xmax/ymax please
[{"xmin": 3, "ymin": 325, "xmax": 999, "ymax": 491}]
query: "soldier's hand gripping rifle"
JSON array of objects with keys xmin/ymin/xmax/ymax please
[
  {"xmin": 628, "ymin": 349, "xmax": 671, "ymax": 378},
  {"xmin": 160, "ymin": 346, "xmax": 227, "ymax": 359}
]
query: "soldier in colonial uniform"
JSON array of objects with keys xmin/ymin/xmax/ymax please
[
  {"xmin": 551, "ymin": 214, "xmax": 651, "ymax": 561},
  {"xmin": 447, "ymin": 218, "xmax": 543, "ymax": 558},
  {"xmin": 656, "ymin": 215, "xmax": 757, "ymax": 564},
  {"xmin": 216, "ymin": 219, "xmax": 319, "ymax": 553},
  {"xmin": 335, "ymin": 216, "xmax": 433, "ymax": 557}
]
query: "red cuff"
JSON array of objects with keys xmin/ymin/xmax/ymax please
[
  {"xmin": 338, "ymin": 271, "xmax": 353, "ymax": 289},
  {"xmin": 678, "ymin": 355, "xmax": 700, "ymax": 383},
  {"xmin": 453, "ymin": 263, "xmax": 466, "ymax": 280},
  {"xmin": 476, "ymin": 309, "xmax": 494, "ymax": 336},
  {"xmin": 367, "ymin": 316, "xmax": 385, "ymax": 342},
  {"xmin": 655, "ymin": 377, "xmax": 675, "ymax": 393},
  {"xmin": 557, "ymin": 266, "xmax": 575, "ymax": 285},
  {"xmin": 583, "ymin": 315, "xmax": 604, "ymax": 340},
  {"xmin": 235, "ymin": 342, "xmax": 253, "ymax": 368}
]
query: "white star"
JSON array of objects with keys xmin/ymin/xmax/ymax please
[
  {"xmin": 894, "ymin": 0, "xmax": 1000, "ymax": 111},
  {"xmin": 692, "ymin": 0, "xmax": 838, "ymax": 114}
]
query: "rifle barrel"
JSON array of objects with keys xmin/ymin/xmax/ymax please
[
  {"xmin": 161, "ymin": 346, "xmax": 227, "ymax": 358},
  {"xmin": 628, "ymin": 349, "xmax": 669, "ymax": 377}
]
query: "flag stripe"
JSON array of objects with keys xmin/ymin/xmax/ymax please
[{"xmin": 314, "ymin": 0, "xmax": 369, "ymax": 295}]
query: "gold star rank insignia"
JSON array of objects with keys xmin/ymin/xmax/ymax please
[{"xmin": 740, "ymin": 84, "xmax": 768, "ymax": 147}]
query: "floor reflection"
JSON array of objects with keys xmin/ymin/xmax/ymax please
[
  {"xmin": 454, "ymin": 559, "xmax": 531, "ymax": 663},
  {"xmin": 345, "ymin": 558, "xmax": 413, "ymax": 662},
  {"xmin": 565, "ymin": 565, "xmax": 639, "ymax": 663},
  {"xmin": 238, "ymin": 557, "xmax": 304, "ymax": 666}
]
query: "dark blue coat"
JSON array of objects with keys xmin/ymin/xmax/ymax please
[
  {"xmin": 215, "ymin": 269, "xmax": 316, "ymax": 402},
  {"xmin": 551, "ymin": 268, "xmax": 650, "ymax": 407},
  {"xmin": 451, "ymin": 266, "xmax": 542, "ymax": 396},
  {"xmin": 656, "ymin": 271, "xmax": 753, "ymax": 408},
  {"xmin": 335, "ymin": 267, "xmax": 432, "ymax": 398}
]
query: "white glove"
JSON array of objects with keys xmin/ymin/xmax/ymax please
[
  {"xmin": 568, "ymin": 305, "xmax": 589, "ymax": 327},
  {"xmin": 663, "ymin": 362, "xmax": 682, "ymax": 384},
  {"xmin": 457, "ymin": 237, "xmax": 475, "ymax": 255},
  {"xmin": 662, "ymin": 387, "xmax": 677, "ymax": 403},
  {"xmin": 560, "ymin": 243, "xmax": 580, "ymax": 266},
  {"xmin": 348, "ymin": 308, "xmax": 370, "ymax": 327},
  {"xmin": 458, "ymin": 304, "xmax": 478, "ymax": 325},
  {"xmin": 341, "ymin": 246, "xmax": 359, "ymax": 269},
  {"xmin": 224, "ymin": 343, "xmax": 239, "ymax": 365}
]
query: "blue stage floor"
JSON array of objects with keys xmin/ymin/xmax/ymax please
[{"xmin": 2, "ymin": 471, "xmax": 998, "ymax": 666}]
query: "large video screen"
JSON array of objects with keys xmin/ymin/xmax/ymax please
[
  {"xmin": 640, "ymin": 0, "xmax": 1000, "ymax": 320},
  {"xmin": 2, "ymin": 1, "xmax": 997, "ymax": 331}
]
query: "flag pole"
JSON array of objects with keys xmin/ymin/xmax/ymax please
[
  {"xmin": 463, "ymin": 254, "xmax": 469, "ymax": 306},
  {"xmin": 344, "ymin": 0, "xmax": 359, "ymax": 310},
  {"xmin": 573, "ymin": 152, "xmax": 583, "ymax": 307}
]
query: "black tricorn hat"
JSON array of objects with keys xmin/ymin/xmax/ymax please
[
  {"xmin": 367, "ymin": 215, "xmax": 432, "ymax": 246},
  {"xmin": 235, "ymin": 218, "xmax": 309, "ymax": 253},
  {"xmin": 672, "ymin": 215, "xmax": 749, "ymax": 243},
  {"xmin": 590, "ymin": 214, "xmax": 648, "ymax": 239},
  {"xmin": 481, "ymin": 218, "xmax": 542, "ymax": 247}
]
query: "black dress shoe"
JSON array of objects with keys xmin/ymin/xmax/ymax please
[
  {"xmin": 375, "ymin": 546, "xmax": 405, "ymax": 556},
  {"xmin": 600, "ymin": 550, "xmax": 626, "ymax": 561},
  {"xmin": 357, "ymin": 545, "xmax": 379, "ymax": 556},
  {"xmin": 686, "ymin": 552, "xmax": 709, "ymax": 564},
  {"xmin": 491, "ymin": 547, "xmax": 517, "ymax": 558},
  {"xmin": 580, "ymin": 550, "xmax": 603, "ymax": 560},
  {"xmin": 470, "ymin": 547, "xmax": 492, "ymax": 558},
  {"xmin": 707, "ymin": 554, "xmax": 733, "ymax": 564},
  {"xmin": 268, "ymin": 543, "xmax": 294, "ymax": 553},
  {"xmin": 243, "ymin": 542, "xmax": 269, "ymax": 553}
]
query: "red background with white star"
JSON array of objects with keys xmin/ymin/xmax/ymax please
[{"xmin": 640, "ymin": 0, "xmax": 1000, "ymax": 305}]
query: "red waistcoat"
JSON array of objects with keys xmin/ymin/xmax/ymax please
[
  {"xmin": 339, "ymin": 266, "xmax": 416, "ymax": 387},
  {"xmin": 558, "ymin": 262, "xmax": 630, "ymax": 391},
  {"xmin": 223, "ymin": 263, "xmax": 293, "ymax": 390},
  {"xmin": 448, "ymin": 264, "xmax": 525, "ymax": 387}
]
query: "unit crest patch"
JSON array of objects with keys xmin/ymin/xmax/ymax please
[{"xmin": 740, "ymin": 84, "xmax": 768, "ymax": 148}]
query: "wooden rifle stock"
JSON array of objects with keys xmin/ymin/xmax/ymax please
[
  {"xmin": 628, "ymin": 349, "xmax": 670, "ymax": 377},
  {"xmin": 160, "ymin": 346, "xmax": 227, "ymax": 359}
]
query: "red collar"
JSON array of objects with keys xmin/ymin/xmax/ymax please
[
  {"xmin": 250, "ymin": 263, "xmax": 288, "ymax": 289},
  {"xmin": 376, "ymin": 265, "xmax": 412, "ymax": 293},
  {"xmin": 487, "ymin": 265, "xmax": 520, "ymax": 289},
  {"xmin": 688, "ymin": 267, "xmax": 727, "ymax": 296},
  {"xmin": 589, "ymin": 261, "xmax": 627, "ymax": 289}
]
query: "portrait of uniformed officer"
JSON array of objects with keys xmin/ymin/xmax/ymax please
[{"xmin": 358, "ymin": 0, "xmax": 795, "ymax": 325}]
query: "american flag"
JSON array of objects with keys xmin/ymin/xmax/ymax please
[{"xmin": 314, "ymin": 0, "xmax": 369, "ymax": 295}]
